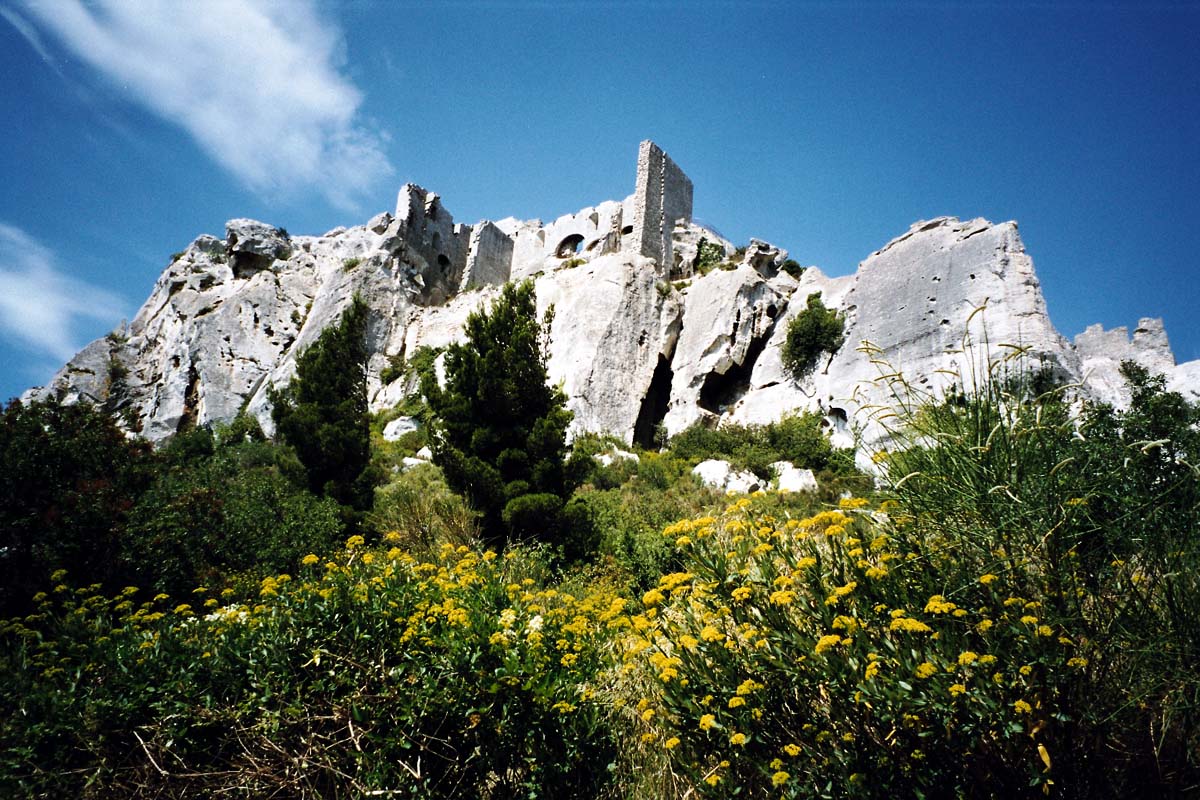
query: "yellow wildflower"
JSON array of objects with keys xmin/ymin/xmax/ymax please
[
  {"xmin": 814, "ymin": 634, "xmax": 843, "ymax": 654},
  {"xmin": 924, "ymin": 595, "xmax": 957, "ymax": 614}
]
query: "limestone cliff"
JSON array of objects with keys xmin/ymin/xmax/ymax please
[{"xmin": 25, "ymin": 143, "xmax": 1200, "ymax": 449}]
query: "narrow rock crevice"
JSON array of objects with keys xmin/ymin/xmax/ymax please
[
  {"xmin": 176, "ymin": 363, "xmax": 201, "ymax": 434},
  {"xmin": 633, "ymin": 354, "xmax": 675, "ymax": 449}
]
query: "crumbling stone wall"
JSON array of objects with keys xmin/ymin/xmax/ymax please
[
  {"xmin": 627, "ymin": 140, "xmax": 694, "ymax": 274},
  {"xmin": 462, "ymin": 221, "xmax": 514, "ymax": 289},
  {"xmin": 394, "ymin": 184, "xmax": 472, "ymax": 285}
]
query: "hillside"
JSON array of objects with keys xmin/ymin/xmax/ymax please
[{"xmin": 26, "ymin": 142, "xmax": 1200, "ymax": 451}]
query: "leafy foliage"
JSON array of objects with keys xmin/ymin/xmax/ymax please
[
  {"xmin": 0, "ymin": 399, "xmax": 151, "ymax": 615},
  {"xmin": 270, "ymin": 296, "xmax": 377, "ymax": 514},
  {"xmin": 423, "ymin": 281, "xmax": 582, "ymax": 548},
  {"xmin": 668, "ymin": 412, "xmax": 851, "ymax": 482},
  {"xmin": 781, "ymin": 292, "xmax": 845, "ymax": 382},
  {"xmin": 121, "ymin": 421, "xmax": 345, "ymax": 596},
  {"xmin": 693, "ymin": 237, "xmax": 725, "ymax": 275},
  {"xmin": 0, "ymin": 542, "xmax": 620, "ymax": 799}
]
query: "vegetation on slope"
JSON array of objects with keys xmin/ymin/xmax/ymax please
[{"xmin": 1, "ymin": 334, "xmax": 1197, "ymax": 798}]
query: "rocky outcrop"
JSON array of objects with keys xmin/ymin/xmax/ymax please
[{"xmin": 25, "ymin": 149, "xmax": 1200, "ymax": 451}]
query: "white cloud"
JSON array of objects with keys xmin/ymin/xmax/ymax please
[
  {"xmin": 0, "ymin": 223, "xmax": 126, "ymax": 363},
  {"xmin": 1, "ymin": 6, "xmax": 62, "ymax": 74},
  {"xmin": 17, "ymin": 0, "xmax": 392, "ymax": 209}
]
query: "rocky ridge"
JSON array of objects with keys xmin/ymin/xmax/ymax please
[{"xmin": 26, "ymin": 144, "xmax": 1200, "ymax": 456}]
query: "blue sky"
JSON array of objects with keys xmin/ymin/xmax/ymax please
[{"xmin": 1, "ymin": 1, "xmax": 1197, "ymax": 404}]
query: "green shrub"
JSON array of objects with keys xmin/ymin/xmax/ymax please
[
  {"xmin": 0, "ymin": 542, "xmax": 621, "ymax": 798},
  {"xmin": 379, "ymin": 352, "xmax": 405, "ymax": 385},
  {"xmin": 369, "ymin": 463, "xmax": 479, "ymax": 558},
  {"xmin": 781, "ymin": 293, "xmax": 845, "ymax": 382},
  {"xmin": 668, "ymin": 412, "xmax": 842, "ymax": 480},
  {"xmin": 0, "ymin": 399, "xmax": 152, "ymax": 615},
  {"xmin": 780, "ymin": 258, "xmax": 804, "ymax": 279},
  {"xmin": 122, "ymin": 432, "xmax": 345, "ymax": 596},
  {"xmin": 693, "ymin": 237, "xmax": 725, "ymax": 275},
  {"xmin": 341, "ymin": 256, "xmax": 361, "ymax": 271}
]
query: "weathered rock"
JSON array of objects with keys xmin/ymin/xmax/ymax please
[
  {"xmin": 692, "ymin": 459, "xmax": 761, "ymax": 494},
  {"xmin": 662, "ymin": 264, "xmax": 789, "ymax": 436},
  {"xmin": 771, "ymin": 460, "xmax": 818, "ymax": 493},
  {"xmin": 382, "ymin": 416, "xmax": 420, "ymax": 441},
  {"xmin": 731, "ymin": 217, "xmax": 1081, "ymax": 450},
  {"xmin": 740, "ymin": 238, "xmax": 788, "ymax": 277},
  {"xmin": 595, "ymin": 447, "xmax": 638, "ymax": 466},
  {"xmin": 367, "ymin": 212, "xmax": 392, "ymax": 235},
  {"xmin": 225, "ymin": 218, "xmax": 292, "ymax": 276},
  {"xmin": 24, "ymin": 146, "xmax": 1200, "ymax": 454}
]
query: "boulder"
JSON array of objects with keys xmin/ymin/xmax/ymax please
[
  {"xmin": 771, "ymin": 460, "xmax": 818, "ymax": 493},
  {"xmin": 595, "ymin": 447, "xmax": 639, "ymax": 467},
  {"xmin": 692, "ymin": 459, "xmax": 762, "ymax": 494},
  {"xmin": 382, "ymin": 416, "xmax": 420, "ymax": 441},
  {"xmin": 225, "ymin": 218, "xmax": 292, "ymax": 269},
  {"xmin": 367, "ymin": 212, "xmax": 393, "ymax": 235}
]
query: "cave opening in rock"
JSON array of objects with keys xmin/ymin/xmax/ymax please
[
  {"xmin": 633, "ymin": 354, "xmax": 674, "ymax": 449},
  {"xmin": 697, "ymin": 325, "xmax": 775, "ymax": 415}
]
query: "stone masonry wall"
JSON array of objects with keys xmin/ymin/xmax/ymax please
[
  {"xmin": 627, "ymin": 140, "xmax": 694, "ymax": 274},
  {"xmin": 462, "ymin": 221, "xmax": 514, "ymax": 289}
]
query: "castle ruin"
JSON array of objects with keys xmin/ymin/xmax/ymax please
[{"xmin": 386, "ymin": 140, "xmax": 695, "ymax": 297}]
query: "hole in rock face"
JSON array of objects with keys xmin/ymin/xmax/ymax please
[
  {"xmin": 438, "ymin": 254, "xmax": 451, "ymax": 268},
  {"xmin": 698, "ymin": 327, "xmax": 773, "ymax": 415},
  {"xmin": 556, "ymin": 234, "xmax": 585, "ymax": 258},
  {"xmin": 633, "ymin": 354, "xmax": 674, "ymax": 449},
  {"xmin": 621, "ymin": 225, "xmax": 634, "ymax": 235}
]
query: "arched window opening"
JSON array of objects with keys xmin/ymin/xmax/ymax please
[{"xmin": 556, "ymin": 234, "xmax": 585, "ymax": 258}]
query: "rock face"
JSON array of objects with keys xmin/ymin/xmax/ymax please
[{"xmin": 26, "ymin": 146, "xmax": 1200, "ymax": 452}]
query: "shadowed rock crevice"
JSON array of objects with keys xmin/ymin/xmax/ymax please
[
  {"xmin": 633, "ymin": 354, "xmax": 674, "ymax": 448},
  {"xmin": 697, "ymin": 320, "xmax": 776, "ymax": 415}
]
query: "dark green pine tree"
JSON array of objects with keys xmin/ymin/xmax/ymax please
[
  {"xmin": 270, "ymin": 295, "xmax": 376, "ymax": 515},
  {"xmin": 423, "ymin": 280, "xmax": 579, "ymax": 547}
]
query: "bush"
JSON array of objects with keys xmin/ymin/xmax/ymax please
[
  {"xmin": 780, "ymin": 258, "xmax": 804, "ymax": 279},
  {"xmin": 121, "ymin": 427, "xmax": 345, "ymax": 596},
  {"xmin": 668, "ymin": 412, "xmax": 842, "ymax": 480},
  {"xmin": 0, "ymin": 399, "xmax": 152, "ymax": 615},
  {"xmin": 0, "ymin": 542, "xmax": 622, "ymax": 798},
  {"xmin": 693, "ymin": 237, "xmax": 725, "ymax": 275},
  {"xmin": 369, "ymin": 463, "xmax": 479, "ymax": 558},
  {"xmin": 781, "ymin": 292, "xmax": 845, "ymax": 382}
]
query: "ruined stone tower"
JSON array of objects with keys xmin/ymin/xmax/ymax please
[{"xmin": 627, "ymin": 140, "xmax": 694, "ymax": 274}]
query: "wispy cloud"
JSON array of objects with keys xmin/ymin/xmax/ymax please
[
  {"xmin": 0, "ymin": 223, "xmax": 126, "ymax": 364},
  {"xmin": 15, "ymin": 0, "xmax": 392, "ymax": 210}
]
